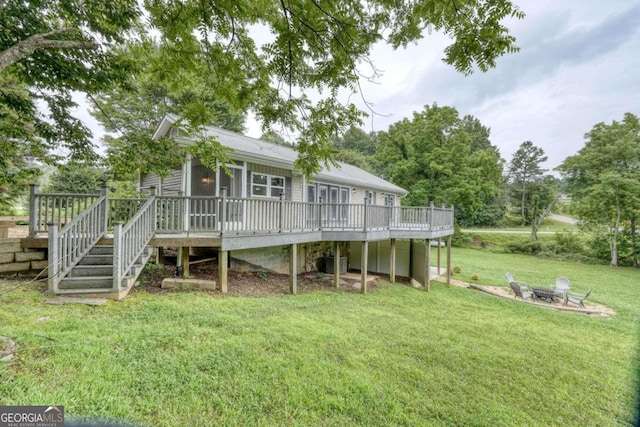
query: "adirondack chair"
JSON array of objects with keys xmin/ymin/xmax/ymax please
[
  {"xmin": 510, "ymin": 281, "xmax": 533, "ymax": 301},
  {"xmin": 552, "ymin": 277, "xmax": 570, "ymax": 297},
  {"xmin": 506, "ymin": 272, "xmax": 529, "ymax": 291},
  {"xmin": 563, "ymin": 289, "xmax": 592, "ymax": 308}
]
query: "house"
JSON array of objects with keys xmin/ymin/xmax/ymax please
[
  {"xmin": 146, "ymin": 114, "xmax": 406, "ymax": 208},
  {"xmin": 24, "ymin": 114, "xmax": 454, "ymax": 299}
]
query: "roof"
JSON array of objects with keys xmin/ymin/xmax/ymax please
[{"xmin": 153, "ymin": 114, "xmax": 407, "ymax": 195}]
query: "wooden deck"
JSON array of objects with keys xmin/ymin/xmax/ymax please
[{"xmin": 25, "ymin": 191, "xmax": 455, "ymax": 251}]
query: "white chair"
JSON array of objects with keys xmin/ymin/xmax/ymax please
[
  {"xmin": 564, "ymin": 289, "xmax": 591, "ymax": 308},
  {"xmin": 553, "ymin": 277, "xmax": 570, "ymax": 297}
]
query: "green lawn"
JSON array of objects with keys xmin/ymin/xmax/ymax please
[
  {"xmin": 463, "ymin": 218, "xmax": 580, "ymax": 233},
  {"xmin": 1, "ymin": 249, "xmax": 638, "ymax": 426}
]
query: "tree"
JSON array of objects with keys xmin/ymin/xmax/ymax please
[
  {"xmin": 331, "ymin": 126, "xmax": 380, "ymax": 173},
  {"xmin": 0, "ymin": 1, "xmax": 140, "ymax": 158},
  {"xmin": 526, "ymin": 176, "xmax": 558, "ymax": 240},
  {"xmin": 508, "ymin": 141, "xmax": 547, "ymax": 223},
  {"xmin": 559, "ymin": 113, "xmax": 640, "ymax": 267},
  {"xmin": 136, "ymin": 0, "xmax": 525, "ymax": 177},
  {"xmin": 0, "ymin": 0, "xmax": 140, "ymax": 208},
  {"xmin": 91, "ymin": 40, "xmax": 246, "ymax": 180},
  {"xmin": 44, "ymin": 165, "xmax": 109, "ymax": 195},
  {"xmin": 2, "ymin": 0, "xmax": 524, "ymax": 200},
  {"xmin": 260, "ymin": 130, "xmax": 294, "ymax": 147},
  {"xmin": 376, "ymin": 104, "xmax": 504, "ymax": 226},
  {"xmin": 334, "ymin": 127, "xmax": 377, "ymax": 156}
]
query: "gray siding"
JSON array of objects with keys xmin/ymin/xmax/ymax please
[
  {"xmin": 292, "ymin": 174, "xmax": 304, "ymax": 202},
  {"xmin": 162, "ymin": 166, "xmax": 183, "ymax": 195},
  {"xmin": 248, "ymin": 163, "xmax": 292, "ymax": 177},
  {"xmin": 141, "ymin": 173, "xmax": 160, "ymax": 194}
]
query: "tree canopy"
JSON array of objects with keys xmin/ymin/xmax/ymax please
[
  {"xmin": 376, "ymin": 104, "xmax": 504, "ymax": 226},
  {"xmin": 559, "ymin": 113, "xmax": 640, "ymax": 267},
  {"xmin": 90, "ymin": 40, "xmax": 246, "ymax": 180},
  {"xmin": 1, "ymin": 0, "xmax": 524, "ymax": 166},
  {"xmin": 507, "ymin": 140, "xmax": 547, "ymax": 223}
]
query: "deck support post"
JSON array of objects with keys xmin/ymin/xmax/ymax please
[
  {"xmin": 181, "ymin": 247, "xmax": 190, "ymax": 277},
  {"xmin": 101, "ymin": 186, "xmax": 109, "ymax": 233},
  {"xmin": 333, "ymin": 241, "xmax": 340, "ymax": 288},
  {"xmin": 389, "ymin": 238, "xmax": 396, "ymax": 283},
  {"xmin": 155, "ymin": 247, "xmax": 165, "ymax": 265},
  {"xmin": 447, "ymin": 235, "xmax": 452, "ymax": 288},
  {"xmin": 425, "ymin": 239, "xmax": 431, "ymax": 292},
  {"xmin": 47, "ymin": 222, "xmax": 59, "ymax": 293},
  {"xmin": 290, "ymin": 244, "xmax": 297, "ymax": 294},
  {"xmin": 219, "ymin": 250, "xmax": 228, "ymax": 293},
  {"xmin": 437, "ymin": 237, "xmax": 442, "ymax": 275},
  {"xmin": 361, "ymin": 241, "xmax": 368, "ymax": 294},
  {"xmin": 113, "ymin": 222, "xmax": 123, "ymax": 290},
  {"xmin": 29, "ymin": 184, "xmax": 39, "ymax": 237},
  {"xmin": 408, "ymin": 239, "xmax": 414, "ymax": 284}
]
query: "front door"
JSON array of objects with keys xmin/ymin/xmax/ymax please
[{"xmin": 219, "ymin": 166, "xmax": 244, "ymax": 229}]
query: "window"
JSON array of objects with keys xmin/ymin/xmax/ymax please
[
  {"xmin": 307, "ymin": 185, "xmax": 317, "ymax": 203},
  {"xmin": 384, "ymin": 194, "xmax": 396, "ymax": 207},
  {"xmin": 365, "ymin": 190, "xmax": 377, "ymax": 204},
  {"xmin": 252, "ymin": 173, "xmax": 285, "ymax": 198}
]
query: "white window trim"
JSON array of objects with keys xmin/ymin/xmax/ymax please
[
  {"xmin": 308, "ymin": 182, "xmax": 351, "ymax": 204},
  {"xmin": 251, "ymin": 172, "xmax": 285, "ymax": 198}
]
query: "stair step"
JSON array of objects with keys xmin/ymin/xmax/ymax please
[
  {"xmin": 79, "ymin": 254, "xmax": 113, "ymax": 265},
  {"xmin": 54, "ymin": 288, "xmax": 116, "ymax": 295},
  {"xmin": 89, "ymin": 245, "xmax": 114, "ymax": 255},
  {"xmin": 69, "ymin": 265, "xmax": 113, "ymax": 277},
  {"xmin": 59, "ymin": 276, "xmax": 114, "ymax": 289}
]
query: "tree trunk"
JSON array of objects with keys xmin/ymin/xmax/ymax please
[
  {"xmin": 632, "ymin": 217, "xmax": 638, "ymax": 268},
  {"xmin": 610, "ymin": 193, "xmax": 621, "ymax": 267},
  {"xmin": 521, "ymin": 182, "xmax": 526, "ymax": 223},
  {"xmin": 530, "ymin": 202, "xmax": 538, "ymax": 240}
]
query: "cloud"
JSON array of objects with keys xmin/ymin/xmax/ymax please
[{"xmin": 376, "ymin": 2, "xmax": 640, "ymax": 114}]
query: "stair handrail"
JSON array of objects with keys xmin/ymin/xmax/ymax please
[
  {"xmin": 48, "ymin": 193, "xmax": 108, "ymax": 293},
  {"xmin": 113, "ymin": 196, "xmax": 157, "ymax": 291}
]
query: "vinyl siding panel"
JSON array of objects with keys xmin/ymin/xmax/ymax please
[
  {"xmin": 140, "ymin": 173, "xmax": 160, "ymax": 193},
  {"xmin": 248, "ymin": 163, "xmax": 292, "ymax": 177},
  {"xmin": 161, "ymin": 167, "xmax": 183, "ymax": 195},
  {"xmin": 292, "ymin": 174, "xmax": 304, "ymax": 202}
]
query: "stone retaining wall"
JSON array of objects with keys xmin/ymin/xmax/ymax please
[{"xmin": 0, "ymin": 239, "xmax": 47, "ymax": 274}]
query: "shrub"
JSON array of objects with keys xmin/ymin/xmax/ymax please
[
  {"xmin": 506, "ymin": 239, "xmax": 550, "ymax": 255},
  {"xmin": 553, "ymin": 232, "xmax": 585, "ymax": 255},
  {"xmin": 453, "ymin": 266, "xmax": 461, "ymax": 274},
  {"xmin": 471, "ymin": 274, "xmax": 479, "ymax": 281}
]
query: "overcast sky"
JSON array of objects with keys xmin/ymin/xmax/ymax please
[{"xmin": 247, "ymin": 0, "xmax": 640, "ymax": 172}]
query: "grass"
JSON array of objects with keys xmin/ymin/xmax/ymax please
[
  {"xmin": 462, "ymin": 218, "xmax": 580, "ymax": 233},
  {"xmin": 1, "ymin": 249, "xmax": 639, "ymax": 426}
]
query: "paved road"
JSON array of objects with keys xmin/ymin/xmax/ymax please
[{"xmin": 549, "ymin": 214, "xmax": 579, "ymax": 225}]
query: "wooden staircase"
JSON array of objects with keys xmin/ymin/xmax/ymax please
[{"xmin": 54, "ymin": 244, "xmax": 153, "ymax": 300}]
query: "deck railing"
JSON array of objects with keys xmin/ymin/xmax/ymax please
[
  {"xmin": 112, "ymin": 197, "xmax": 157, "ymax": 290},
  {"xmin": 48, "ymin": 192, "xmax": 108, "ymax": 292},
  {"xmin": 29, "ymin": 184, "xmax": 101, "ymax": 236},
  {"xmin": 153, "ymin": 195, "xmax": 453, "ymax": 235},
  {"xmin": 31, "ymin": 189, "xmax": 454, "ymax": 239}
]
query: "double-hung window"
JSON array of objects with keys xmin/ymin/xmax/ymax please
[{"xmin": 252, "ymin": 173, "xmax": 285, "ymax": 198}]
